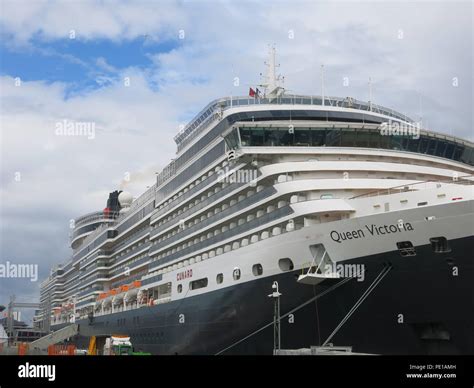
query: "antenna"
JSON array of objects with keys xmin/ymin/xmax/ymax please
[
  {"xmin": 321, "ymin": 65, "xmax": 325, "ymax": 106},
  {"xmin": 418, "ymin": 91, "xmax": 423, "ymax": 127},
  {"xmin": 368, "ymin": 77, "xmax": 372, "ymax": 112},
  {"xmin": 260, "ymin": 44, "xmax": 285, "ymax": 98}
]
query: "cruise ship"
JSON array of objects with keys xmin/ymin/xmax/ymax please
[{"xmin": 34, "ymin": 48, "xmax": 474, "ymax": 355}]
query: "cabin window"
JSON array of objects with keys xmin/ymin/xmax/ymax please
[
  {"xmin": 320, "ymin": 194, "xmax": 333, "ymax": 200},
  {"xmin": 224, "ymin": 127, "xmax": 241, "ymax": 150},
  {"xmin": 430, "ymin": 237, "xmax": 451, "ymax": 253},
  {"xmin": 278, "ymin": 258, "xmax": 294, "ymax": 271},
  {"xmin": 233, "ymin": 268, "xmax": 241, "ymax": 280},
  {"xmin": 216, "ymin": 273, "xmax": 224, "ymax": 284},
  {"xmin": 190, "ymin": 278, "xmax": 208, "ymax": 290},
  {"xmin": 252, "ymin": 264, "xmax": 263, "ymax": 276},
  {"xmin": 177, "ymin": 284, "xmax": 183, "ymax": 293},
  {"xmin": 157, "ymin": 282, "xmax": 172, "ymax": 299}
]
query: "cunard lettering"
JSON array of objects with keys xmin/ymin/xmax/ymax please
[
  {"xmin": 177, "ymin": 269, "xmax": 193, "ymax": 281},
  {"xmin": 330, "ymin": 222, "xmax": 414, "ymax": 243}
]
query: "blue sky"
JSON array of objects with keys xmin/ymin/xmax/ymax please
[
  {"xmin": 0, "ymin": 35, "xmax": 179, "ymax": 95},
  {"xmin": 0, "ymin": 0, "xmax": 472, "ymax": 322}
]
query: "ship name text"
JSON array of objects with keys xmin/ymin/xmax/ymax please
[
  {"xmin": 330, "ymin": 222, "xmax": 414, "ymax": 243},
  {"xmin": 177, "ymin": 269, "xmax": 193, "ymax": 281}
]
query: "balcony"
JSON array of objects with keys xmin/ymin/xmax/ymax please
[
  {"xmin": 149, "ymin": 205, "xmax": 293, "ymax": 270},
  {"xmin": 150, "ymin": 186, "xmax": 276, "ymax": 254},
  {"xmin": 77, "ymin": 285, "xmax": 104, "ymax": 298},
  {"xmin": 75, "ymin": 210, "xmax": 114, "ymax": 227},
  {"xmin": 113, "ymin": 227, "xmax": 150, "ymax": 253},
  {"xmin": 150, "ymin": 181, "xmax": 243, "ymax": 239},
  {"xmin": 109, "ymin": 255, "xmax": 151, "ymax": 278},
  {"xmin": 109, "ymin": 243, "xmax": 151, "ymax": 276},
  {"xmin": 79, "ymin": 261, "xmax": 109, "ymax": 279},
  {"xmin": 79, "ymin": 272, "xmax": 109, "ymax": 287},
  {"xmin": 70, "ymin": 211, "xmax": 119, "ymax": 248}
]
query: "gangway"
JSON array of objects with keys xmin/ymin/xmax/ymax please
[
  {"xmin": 298, "ymin": 246, "xmax": 341, "ymax": 285},
  {"xmin": 29, "ymin": 324, "xmax": 79, "ymax": 352}
]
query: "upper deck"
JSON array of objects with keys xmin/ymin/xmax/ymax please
[{"xmin": 174, "ymin": 94, "xmax": 415, "ymax": 152}]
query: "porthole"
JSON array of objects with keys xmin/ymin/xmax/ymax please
[
  {"xmin": 216, "ymin": 273, "xmax": 224, "ymax": 284},
  {"xmin": 252, "ymin": 264, "xmax": 263, "ymax": 276},
  {"xmin": 177, "ymin": 284, "xmax": 183, "ymax": 293},
  {"xmin": 278, "ymin": 258, "xmax": 294, "ymax": 271},
  {"xmin": 190, "ymin": 278, "xmax": 208, "ymax": 290},
  {"xmin": 233, "ymin": 268, "xmax": 241, "ymax": 281}
]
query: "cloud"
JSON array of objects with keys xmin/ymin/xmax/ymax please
[
  {"xmin": 95, "ymin": 57, "xmax": 117, "ymax": 73},
  {"xmin": 0, "ymin": 0, "xmax": 188, "ymax": 45},
  {"xmin": 0, "ymin": 72, "xmax": 179, "ymax": 314}
]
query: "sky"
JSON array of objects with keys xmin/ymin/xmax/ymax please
[{"xmin": 0, "ymin": 0, "xmax": 472, "ymax": 324}]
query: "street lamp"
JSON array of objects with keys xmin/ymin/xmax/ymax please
[{"xmin": 268, "ymin": 281, "xmax": 282, "ymax": 354}]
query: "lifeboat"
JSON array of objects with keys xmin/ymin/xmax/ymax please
[
  {"xmin": 137, "ymin": 290, "xmax": 146, "ymax": 304},
  {"xmin": 124, "ymin": 289, "xmax": 139, "ymax": 303},
  {"xmin": 102, "ymin": 295, "xmax": 113, "ymax": 308},
  {"xmin": 112, "ymin": 293, "xmax": 124, "ymax": 306},
  {"xmin": 95, "ymin": 280, "xmax": 144, "ymax": 305}
]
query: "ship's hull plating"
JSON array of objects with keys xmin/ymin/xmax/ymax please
[{"xmin": 56, "ymin": 236, "xmax": 474, "ymax": 355}]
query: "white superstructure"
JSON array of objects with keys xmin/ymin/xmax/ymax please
[{"xmin": 34, "ymin": 49, "xmax": 474, "ymax": 355}]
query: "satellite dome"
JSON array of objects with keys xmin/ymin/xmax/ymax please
[{"xmin": 118, "ymin": 191, "xmax": 133, "ymax": 207}]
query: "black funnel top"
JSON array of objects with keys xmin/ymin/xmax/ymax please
[{"xmin": 103, "ymin": 190, "xmax": 122, "ymax": 218}]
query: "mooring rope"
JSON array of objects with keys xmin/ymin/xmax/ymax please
[
  {"xmin": 215, "ymin": 275, "xmax": 354, "ymax": 355},
  {"xmin": 322, "ymin": 264, "xmax": 392, "ymax": 347}
]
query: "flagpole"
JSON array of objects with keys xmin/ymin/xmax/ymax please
[
  {"xmin": 368, "ymin": 77, "xmax": 372, "ymax": 112},
  {"xmin": 321, "ymin": 64, "xmax": 325, "ymax": 106}
]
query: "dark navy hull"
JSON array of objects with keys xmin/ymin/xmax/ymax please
[{"xmin": 57, "ymin": 236, "xmax": 474, "ymax": 355}]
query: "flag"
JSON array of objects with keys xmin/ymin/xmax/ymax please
[
  {"xmin": 249, "ymin": 87, "xmax": 256, "ymax": 98},
  {"xmin": 256, "ymin": 88, "xmax": 261, "ymax": 98}
]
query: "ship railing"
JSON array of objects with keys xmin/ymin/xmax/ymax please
[
  {"xmin": 113, "ymin": 227, "xmax": 150, "ymax": 253},
  {"xmin": 75, "ymin": 188, "xmax": 155, "ymax": 232},
  {"xmin": 174, "ymin": 94, "xmax": 415, "ymax": 149},
  {"xmin": 71, "ymin": 185, "xmax": 156, "ymax": 256},
  {"xmin": 162, "ymin": 94, "xmax": 415, "ymax": 189},
  {"xmin": 73, "ymin": 223, "xmax": 111, "ymax": 255},
  {"xmin": 91, "ymin": 295, "xmax": 172, "ymax": 317},
  {"xmin": 116, "ymin": 184, "xmax": 157, "ymax": 222},
  {"xmin": 108, "ymin": 253, "xmax": 151, "ymax": 277},
  {"xmin": 74, "ymin": 210, "xmax": 120, "ymax": 228},
  {"xmin": 349, "ymin": 175, "xmax": 474, "ymax": 200}
]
